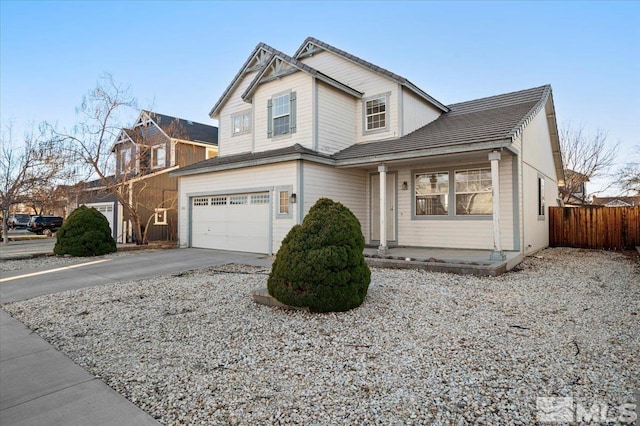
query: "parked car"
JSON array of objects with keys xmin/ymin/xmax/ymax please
[
  {"xmin": 27, "ymin": 216, "xmax": 64, "ymax": 235},
  {"xmin": 7, "ymin": 213, "xmax": 32, "ymax": 229}
]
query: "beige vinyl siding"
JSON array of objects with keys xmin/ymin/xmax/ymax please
[
  {"xmin": 402, "ymin": 88, "xmax": 442, "ymax": 135},
  {"xmin": 177, "ymin": 162, "xmax": 297, "ymax": 252},
  {"xmin": 520, "ymin": 106, "xmax": 559, "ymax": 254},
  {"xmin": 391, "ymin": 158, "xmax": 515, "ymax": 250},
  {"xmin": 303, "ymin": 163, "xmax": 368, "ymax": 238},
  {"xmin": 521, "ymin": 105, "xmax": 558, "ymax": 181},
  {"xmin": 253, "ymin": 72, "xmax": 314, "ymax": 153},
  {"xmin": 299, "ymin": 51, "xmax": 398, "ymax": 143},
  {"xmin": 217, "ymin": 70, "xmax": 258, "ymax": 157},
  {"xmin": 316, "ymin": 81, "xmax": 356, "ymax": 155}
]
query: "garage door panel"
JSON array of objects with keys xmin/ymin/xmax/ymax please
[{"xmin": 191, "ymin": 193, "xmax": 270, "ymax": 253}]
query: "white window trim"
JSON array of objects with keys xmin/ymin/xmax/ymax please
[
  {"xmin": 120, "ymin": 146, "xmax": 132, "ymax": 174},
  {"xmin": 362, "ymin": 92, "xmax": 390, "ymax": 135},
  {"xmin": 231, "ymin": 110, "xmax": 252, "ymax": 136},
  {"xmin": 154, "ymin": 208, "xmax": 168, "ymax": 225},
  {"xmin": 151, "ymin": 144, "xmax": 166, "ymax": 169},
  {"xmin": 276, "ymin": 185, "xmax": 293, "ymax": 219}
]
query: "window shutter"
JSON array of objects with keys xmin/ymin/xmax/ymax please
[
  {"xmin": 267, "ymin": 99, "xmax": 273, "ymax": 138},
  {"xmin": 289, "ymin": 92, "xmax": 296, "ymax": 133}
]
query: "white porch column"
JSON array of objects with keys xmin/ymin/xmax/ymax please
[
  {"xmin": 378, "ymin": 164, "xmax": 388, "ymax": 255},
  {"xmin": 489, "ymin": 151, "xmax": 506, "ymax": 261}
]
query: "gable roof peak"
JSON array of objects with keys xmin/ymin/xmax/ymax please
[
  {"xmin": 241, "ymin": 49, "xmax": 363, "ymax": 101},
  {"xmin": 209, "ymin": 42, "xmax": 279, "ymax": 118}
]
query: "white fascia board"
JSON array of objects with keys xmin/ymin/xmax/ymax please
[
  {"xmin": 335, "ymin": 140, "xmax": 513, "ymax": 167},
  {"xmin": 126, "ymin": 165, "xmax": 180, "ymax": 184},
  {"xmin": 173, "ymin": 138, "xmax": 218, "ymax": 149},
  {"xmin": 171, "ymin": 153, "xmax": 335, "ymax": 177}
]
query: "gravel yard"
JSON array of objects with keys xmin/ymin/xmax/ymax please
[{"xmin": 3, "ymin": 248, "xmax": 639, "ymax": 425}]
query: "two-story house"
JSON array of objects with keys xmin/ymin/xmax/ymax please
[
  {"xmin": 172, "ymin": 37, "xmax": 564, "ymax": 264},
  {"xmin": 80, "ymin": 110, "xmax": 218, "ymax": 243}
]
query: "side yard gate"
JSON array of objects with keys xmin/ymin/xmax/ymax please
[{"xmin": 549, "ymin": 206, "xmax": 640, "ymax": 250}]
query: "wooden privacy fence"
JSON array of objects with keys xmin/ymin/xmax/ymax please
[{"xmin": 549, "ymin": 206, "xmax": 640, "ymax": 250}]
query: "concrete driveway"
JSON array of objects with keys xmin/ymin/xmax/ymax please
[
  {"xmin": 1, "ymin": 248, "xmax": 271, "ymax": 304},
  {"xmin": 1, "ymin": 248, "xmax": 271, "ymax": 425}
]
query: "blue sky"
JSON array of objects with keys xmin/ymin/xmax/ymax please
[{"xmin": 1, "ymin": 1, "xmax": 638, "ymax": 194}]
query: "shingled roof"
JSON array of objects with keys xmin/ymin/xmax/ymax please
[
  {"xmin": 333, "ymin": 85, "xmax": 551, "ymax": 162},
  {"xmin": 146, "ymin": 111, "xmax": 218, "ymax": 145},
  {"xmin": 175, "ymin": 85, "xmax": 556, "ymax": 176},
  {"xmin": 295, "ymin": 37, "xmax": 449, "ymax": 113},
  {"xmin": 172, "ymin": 144, "xmax": 332, "ymax": 176}
]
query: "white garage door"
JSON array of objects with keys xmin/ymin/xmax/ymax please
[
  {"xmin": 85, "ymin": 203, "xmax": 114, "ymax": 237},
  {"xmin": 191, "ymin": 193, "xmax": 270, "ymax": 253}
]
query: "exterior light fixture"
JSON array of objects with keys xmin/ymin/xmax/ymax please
[{"xmin": 290, "ymin": 193, "xmax": 297, "ymax": 203}]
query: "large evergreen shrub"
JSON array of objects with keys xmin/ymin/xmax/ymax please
[
  {"xmin": 54, "ymin": 205, "xmax": 117, "ymax": 257},
  {"xmin": 267, "ymin": 198, "xmax": 370, "ymax": 312}
]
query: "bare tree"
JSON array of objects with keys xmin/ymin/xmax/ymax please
[
  {"xmin": 45, "ymin": 75, "xmax": 190, "ymax": 244},
  {"xmin": 559, "ymin": 123, "xmax": 619, "ymax": 203},
  {"xmin": 42, "ymin": 74, "xmax": 158, "ymax": 243},
  {"xmin": 616, "ymin": 145, "xmax": 640, "ymax": 194},
  {"xmin": 0, "ymin": 124, "xmax": 70, "ymax": 243}
]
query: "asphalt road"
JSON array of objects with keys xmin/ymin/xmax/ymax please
[{"xmin": 0, "ymin": 248, "xmax": 271, "ymax": 304}]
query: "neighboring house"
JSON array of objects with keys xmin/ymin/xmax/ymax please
[
  {"xmin": 559, "ymin": 169, "xmax": 589, "ymax": 205},
  {"xmin": 81, "ymin": 110, "xmax": 218, "ymax": 242},
  {"xmin": 592, "ymin": 195, "xmax": 640, "ymax": 207},
  {"xmin": 172, "ymin": 37, "xmax": 564, "ymax": 263}
]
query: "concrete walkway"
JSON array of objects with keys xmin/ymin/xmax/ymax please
[{"xmin": 0, "ymin": 310, "xmax": 160, "ymax": 425}]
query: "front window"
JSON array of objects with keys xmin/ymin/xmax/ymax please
[
  {"xmin": 152, "ymin": 144, "xmax": 166, "ymax": 168},
  {"xmin": 415, "ymin": 172, "xmax": 449, "ymax": 216},
  {"xmin": 273, "ymin": 94, "xmax": 290, "ymax": 136},
  {"xmin": 232, "ymin": 110, "xmax": 251, "ymax": 135},
  {"xmin": 455, "ymin": 169, "xmax": 492, "ymax": 215}
]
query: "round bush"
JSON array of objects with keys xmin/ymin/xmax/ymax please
[
  {"xmin": 267, "ymin": 198, "xmax": 370, "ymax": 312},
  {"xmin": 54, "ymin": 205, "xmax": 116, "ymax": 257}
]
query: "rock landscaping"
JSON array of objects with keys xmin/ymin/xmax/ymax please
[{"xmin": 3, "ymin": 248, "xmax": 639, "ymax": 425}]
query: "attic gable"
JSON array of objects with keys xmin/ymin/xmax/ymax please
[
  {"xmin": 111, "ymin": 128, "xmax": 136, "ymax": 152},
  {"xmin": 241, "ymin": 52, "xmax": 363, "ymax": 102},
  {"xmin": 209, "ymin": 43, "xmax": 277, "ymax": 118}
]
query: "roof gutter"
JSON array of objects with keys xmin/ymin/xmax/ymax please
[
  {"xmin": 334, "ymin": 139, "xmax": 513, "ymax": 167},
  {"xmin": 171, "ymin": 153, "xmax": 335, "ymax": 177}
]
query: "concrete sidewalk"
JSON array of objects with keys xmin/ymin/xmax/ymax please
[{"xmin": 0, "ymin": 309, "xmax": 160, "ymax": 425}]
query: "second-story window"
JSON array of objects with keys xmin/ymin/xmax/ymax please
[
  {"xmin": 232, "ymin": 110, "xmax": 251, "ymax": 135},
  {"xmin": 120, "ymin": 147, "xmax": 132, "ymax": 174},
  {"xmin": 267, "ymin": 92, "xmax": 296, "ymax": 138},
  {"xmin": 273, "ymin": 94, "xmax": 290, "ymax": 136},
  {"xmin": 152, "ymin": 144, "xmax": 166, "ymax": 169},
  {"xmin": 363, "ymin": 93, "xmax": 390, "ymax": 134}
]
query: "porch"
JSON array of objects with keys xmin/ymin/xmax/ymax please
[{"xmin": 363, "ymin": 246, "xmax": 523, "ymax": 276}]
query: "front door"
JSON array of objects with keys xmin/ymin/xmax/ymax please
[{"xmin": 370, "ymin": 173, "xmax": 397, "ymax": 243}]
